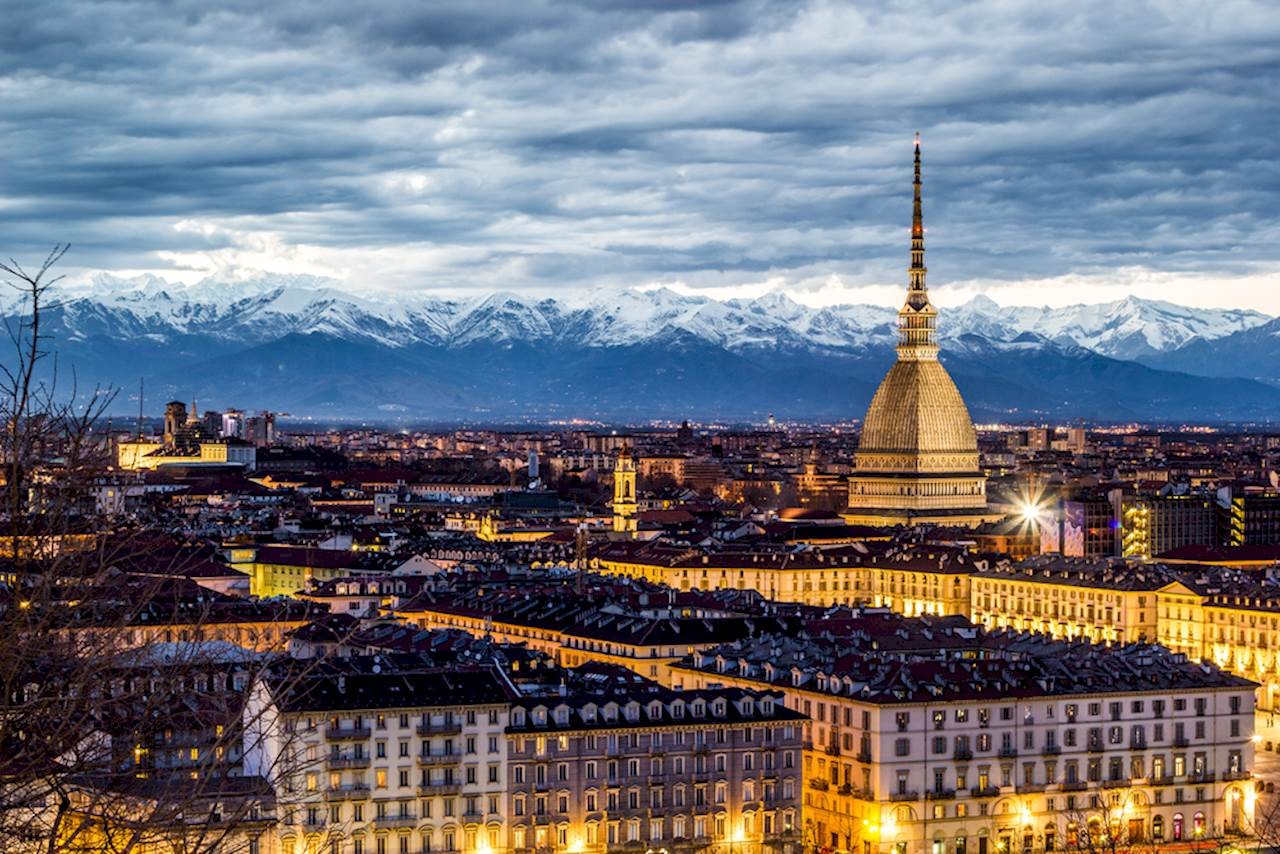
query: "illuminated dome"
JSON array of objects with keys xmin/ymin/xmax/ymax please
[{"xmin": 857, "ymin": 359, "xmax": 979, "ymax": 474}]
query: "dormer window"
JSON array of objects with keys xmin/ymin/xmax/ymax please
[
  {"xmin": 712, "ymin": 701, "xmax": 726, "ymax": 717},
  {"xmin": 512, "ymin": 710, "xmax": 526, "ymax": 726}
]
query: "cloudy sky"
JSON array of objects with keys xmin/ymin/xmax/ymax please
[{"xmin": 3, "ymin": 0, "xmax": 1279, "ymax": 311}]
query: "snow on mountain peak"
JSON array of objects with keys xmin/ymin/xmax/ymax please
[{"xmin": 30, "ymin": 273, "xmax": 1275, "ymax": 360}]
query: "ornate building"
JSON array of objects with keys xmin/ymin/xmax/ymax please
[{"xmin": 846, "ymin": 136, "xmax": 994, "ymax": 527}]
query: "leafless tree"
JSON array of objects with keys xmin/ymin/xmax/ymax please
[
  {"xmin": 0, "ymin": 248, "xmax": 343, "ymax": 853},
  {"xmin": 1053, "ymin": 791, "xmax": 1163, "ymax": 854}
]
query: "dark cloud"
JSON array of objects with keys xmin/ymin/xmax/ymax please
[{"xmin": 1, "ymin": 0, "xmax": 1277, "ymax": 305}]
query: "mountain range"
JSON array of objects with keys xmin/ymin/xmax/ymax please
[{"xmin": 14, "ymin": 274, "xmax": 1280, "ymax": 423}]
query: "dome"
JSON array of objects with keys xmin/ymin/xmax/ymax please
[{"xmin": 856, "ymin": 359, "xmax": 980, "ymax": 473}]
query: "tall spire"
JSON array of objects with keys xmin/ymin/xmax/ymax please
[
  {"xmin": 908, "ymin": 131, "xmax": 927, "ymax": 301},
  {"xmin": 897, "ymin": 132, "xmax": 938, "ymax": 359}
]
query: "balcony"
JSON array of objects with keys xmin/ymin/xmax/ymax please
[
  {"xmin": 954, "ymin": 747, "xmax": 973, "ymax": 761},
  {"xmin": 418, "ymin": 720, "xmax": 463, "ymax": 736},
  {"xmin": 419, "ymin": 782, "xmax": 464, "ymax": 796},
  {"xmin": 1016, "ymin": 784, "xmax": 1046, "ymax": 794},
  {"xmin": 808, "ymin": 778, "xmax": 829, "ymax": 792},
  {"xmin": 375, "ymin": 815, "xmax": 419, "ymax": 829},
  {"xmin": 1086, "ymin": 742, "xmax": 1104, "ymax": 753},
  {"xmin": 1187, "ymin": 772, "xmax": 1217, "ymax": 784},
  {"xmin": 1101, "ymin": 778, "xmax": 1129, "ymax": 789},
  {"xmin": 1173, "ymin": 736, "xmax": 1190, "ymax": 748},
  {"xmin": 888, "ymin": 791, "xmax": 919, "ymax": 802},
  {"xmin": 1222, "ymin": 770, "xmax": 1251, "ymax": 782},
  {"xmin": 325, "ymin": 784, "xmax": 370, "ymax": 800},
  {"xmin": 855, "ymin": 750, "xmax": 873, "ymax": 764},
  {"xmin": 1060, "ymin": 781, "xmax": 1087, "ymax": 791},
  {"xmin": 1040, "ymin": 745, "xmax": 1061, "ymax": 756},
  {"xmin": 998, "ymin": 747, "xmax": 1018, "ymax": 758},
  {"xmin": 326, "ymin": 755, "xmax": 371, "ymax": 770},
  {"xmin": 825, "ymin": 744, "xmax": 841, "ymax": 757},
  {"xmin": 418, "ymin": 752, "xmax": 462, "ymax": 766},
  {"xmin": 326, "ymin": 726, "xmax": 372, "ymax": 741},
  {"xmin": 969, "ymin": 786, "xmax": 999, "ymax": 798},
  {"xmin": 1129, "ymin": 741, "xmax": 1148, "ymax": 751},
  {"xmin": 925, "ymin": 789, "xmax": 956, "ymax": 801}
]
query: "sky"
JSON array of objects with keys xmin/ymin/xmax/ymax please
[{"xmin": 3, "ymin": 0, "xmax": 1279, "ymax": 312}]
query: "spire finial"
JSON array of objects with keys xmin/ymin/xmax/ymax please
[
  {"xmin": 897, "ymin": 132, "xmax": 938, "ymax": 359},
  {"xmin": 912, "ymin": 132, "xmax": 923, "ymax": 241}
]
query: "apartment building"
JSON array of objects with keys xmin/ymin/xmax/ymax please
[
  {"xmin": 676, "ymin": 621, "xmax": 1256, "ymax": 854},
  {"xmin": 244, "ymin": 665, "xmax": 513, "ymax": 854},
  {"xmin": 968, "ymin": 561, "xmax": 1168, "ymax": 644},
  {"xmin": 593, "ymin": 541, "xmax": 979, "ymax": 615},
  {"xmin": 506, "ymin": 683, "xmax": 805, "ymax": 854}
]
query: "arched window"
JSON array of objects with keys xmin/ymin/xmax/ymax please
[
  {"xmin": 1152, "ymin": 816, "xmax": 1164, "ymax": 841},
  {"xmin": 1172, "ymin": 813, "xmax": 1184, "ymax": 841}
]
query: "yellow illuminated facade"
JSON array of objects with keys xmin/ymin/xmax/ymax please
[
  {"xmin": 594, "ymin": 550, "xmax": 970, "ymax": 615},
  {"xmin": 610, "ymin": 446, "xmax": 638, "ymax": 535},
  {"xmin": 969, "ymin": 573, "xmax": 1158, "ymax": 644},
  {"xmin": 679, "ymin": 660, "xmax": 1256, "ymax": 854}
]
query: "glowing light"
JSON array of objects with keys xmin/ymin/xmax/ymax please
[
  {"xmin": 1020, "ymin": 502, "xmax": 1042, "ymax": 525},
  {"xmin": 1020, "ymin": 803, "xmax": 1033, "ymax": 826},
  {"xmin": 567, "ymin": 839, "xmax": 585, "ymax": 854}
]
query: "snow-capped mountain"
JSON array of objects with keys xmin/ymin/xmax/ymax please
[
  {"xmin": 945, "ymin": 295, "xmax": 1269, "ymax": 360},
  {"xmin": 13, "ymin": 274, "xmax": 1279, "ymax": 421},
  {"xmin": 47, "ymin": 274, "xmax": 1268, "ymax": 357}
]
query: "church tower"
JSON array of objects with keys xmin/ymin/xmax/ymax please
[
  {"xmin": 611, "ymin": 444, "xmax": 638, "ymax": 535},
  {"xmin": 845, "ymin": 135, "xmax": 994, "ymax": 527}
]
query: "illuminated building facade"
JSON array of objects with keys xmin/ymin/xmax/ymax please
[
  {"xmin": 244, "ymin": 667, "xmax": 512, "ymax": 854},
  {"xmin": 505, "ymin": 689, "xmax": 803, "ymax": 854},
  {"xmin": 846, "ymin": 137, "xmax": 991, "ymax": 527},
  {"xmin": 679, "ymin": 628, "xmax": 1256, "ymax": 854},
  {"xmin": 593, "ymin": 542, "xmax": 973, "ymax": 615},
  {"xmin": 1058, "ymin": 496, "xmax": 1119, "ymax": 559},
  {"xmin": 1221, "ymin": 492, "xmax": 1280, "ymax": 546},
  {"xmin": 968, "ymin": 563, "xmax": 1163, "ymax": 644},
  {"xmin": 1120, "ymin": 496, "xmax": 1215, "ymax": 558}
]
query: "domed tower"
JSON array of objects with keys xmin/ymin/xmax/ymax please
[{"xmin": 846, "ymin": 135, "xmax": 992, "ymax": 527}]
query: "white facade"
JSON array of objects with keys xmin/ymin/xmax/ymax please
[{"xmin": 245, "ymin": 680, "xmax": 510, "ymax": 854}]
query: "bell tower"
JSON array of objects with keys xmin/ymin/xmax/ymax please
[{"xmin": 611, "ymin": 444, "xmax": 638, "ymax": 535}]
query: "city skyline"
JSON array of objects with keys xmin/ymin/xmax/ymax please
[{"xmin": 4, "ymin": 1, "xmax": 1280, "ymax": 311}]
